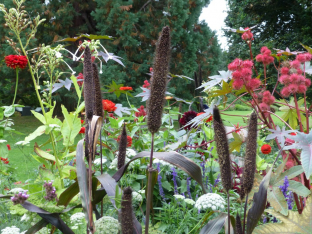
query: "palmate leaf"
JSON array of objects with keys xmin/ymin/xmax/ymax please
[
  {"xmin": 301, "ymin": 61, "xmax": 312, "ymax": 75},
  {"xmin": 98, "ymin": 51, "xmax": 125, "ymax": 67},
  {"xmin": 197, "ymin": 70, "xmax": 231, "ymax": 92},
  {"xmin": 209, "ymin": 80, "xmax": 233, "ymax": 98},
  {"xmin": 277, "ymin": 98, "xmax": 306, "ymax": 130},
  {"xmin": 284, "ymin": 130, "xmax": 312, "ymax": 178},
  {"xmin": 265, "ymin": 126, "xmax": 293, "ymax": 146},
  {"xmin": 229, "ymin": 132, "xmax": 243, "ymax": 152},
  {"xmin": 114, "ymin": 104, "xmax": 131, "ymax": 117},
  {"xmin": 253, "ymin": 194, "xmax": 312, "ymax": 234},
  {"xmin": 52, "ymin": 78, "xmax": 72, "ymax": 93}
]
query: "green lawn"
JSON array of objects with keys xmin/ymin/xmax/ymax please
[{"xmin": 4, "ymin": 116, "xmax": 50, "ymax": 182}]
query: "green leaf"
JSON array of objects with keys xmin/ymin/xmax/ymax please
[
  {"xmin": 0, "ymin": 107, "xmax": 3, "ymax": 120},
  {"xmin": 31, "ymin": 111, "xmax": 46, "ymax": 124},
  {"xmin": 253, "ymin": 195, "xmax": 312, "ymax": 234},
  {"xmin": 287, "ymin": 180, "xmax": 311, "ymax": 197},
  {"xmin": 75, "ymin": 101, "xmax": 85, "ymax": 115},
  {"xmin": 57, "ymin": 181, "xmax": 79, "ymax": 207},
  {"xmin": 267, "ymin": 186, "xmax": 288, "ymax": 216},
  {"xmin": 4, "ymin": 105, "xmax": 15, "ymax": 117},
  {"xmin": 61, "ymin": 105, "xmax": 81, "ymax": 146},
  {"xmin": 106, "ymin": 81, "xmax": 123, "ymax": 98},
  {"xmin": 247, "ymin": 150, "xmax": 282, "ymax": 234},
  {"xmin": 25, "ymin": 125, "xmax": 46, "ymax": 143},
  {"xmin": 210, "ymin": 80, "xmax": 232, "ymax": 98},
  {"xmin": 34, "ymin": 143, "xmax": 60, "ymax": 164},
  {"xmin": 229, "ymin": 132, "xmax": 243, "ymax": 152},
  {"xmin": 57, "ymin": 34, "xmax": 113, "ymax": 42},
  {"xmin": 70, "ymin": 75, "xmax": 81, "ymax": 99},
  {"xmin": 161, "ymin": 181, "xmax": 172, "ymax": 191},
  {"xmin": 0, "ymin": 142, "xmax": 9, "ymax": 159},
  {"xmin": 199, "ymin": 213, "xmax": 228, "ymax": 234}
]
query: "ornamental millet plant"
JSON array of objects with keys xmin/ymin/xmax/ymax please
[{"xmin": 145, "ymin": 25, "xmax": 171, "ymax": 234}]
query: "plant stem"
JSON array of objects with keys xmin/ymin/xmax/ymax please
[
  {"xmin": 12, "ymin": 68, "xmax": 19, "ymax": 105},
  {"xmin": 227, "ymin": 191, "xmax": 230, "ymax": 234},
  {"xmin": 145, "ymin": 133, "xmax": 155, "ymax": 234},
  {"xmin": 294, "ymin": 94, "xmax": 304, "ymax": 132},
  {"xmin": 100, "ymin": 130, "xmax": 103, "ymax": 217},
  {"xmin": 247, "ymin": 41, "xmax": 258, "ymax": 76},
  {"xmin": 242, "ymin": 194, "xmax": 248, "ymax": 234}
]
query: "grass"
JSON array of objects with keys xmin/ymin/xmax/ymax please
[{"xmin": 4, "ymin": 116, "xmax": 50, "ymax": 182}]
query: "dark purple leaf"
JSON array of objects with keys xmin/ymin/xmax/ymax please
[
  {"xmin": 97, "ymin": 173, "xmax": 122, "ymax": 209},
  {"xmin": 25, "ymin": 219, "xmax": 49, "ymax": 234},
  {"xmin": 57, "ymin": 181, "xmax": 79, "ymax": 207},
  {"xmin": 76, "ymin": 139, "xmax": 91, "ymax": 225},
  {"xmin": 113, "ymin": 151, "xmax": 206, "ymax": 193}
]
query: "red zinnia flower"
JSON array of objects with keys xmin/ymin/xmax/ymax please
[
  {"xmin": 261, "ymin": 144, "xmax": 271, "ymax": 154},
  {"xmin": 77, "ymin": 73, "xmax": 84, "ymax": 86},
  {"xmin": 117, "ymin": 135, "xmax": 132, "ymax": 147},
  {"xmin": 81, "ymin": 119, "xmax": 84, "ymax": 124},
  {"xmin": 119, "ymin": 86, "xmax": 133, "ymax": 91},
  {"xmin": 4, "ymin": 161, "xmax": 9, "ymax": 164},
  {"xmin": 5, "ymin": 55, "xmax": 28, "ymax": 69},
  {"xmin": 79, "ymin": 127, "xmax": 85, "ymax": 134},
  {"xmin": 7, "ymin": 144, "xmax": 11, "ymax": 150},
  {"xmin": 102, "ymin": 99, "xmax": 117, "ymax": 112},
  {"xmin": 196, "ymin": 112, "xmax": 213, "ymax": 123}
]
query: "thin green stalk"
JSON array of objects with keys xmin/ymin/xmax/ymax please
[{"xmin": 12, "ymin": 68, "xmax": 19, "ymax": 105}]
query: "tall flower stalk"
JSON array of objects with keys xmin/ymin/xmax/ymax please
[{"xmin": 145, "ymin": 26, "xmax": 171, "ymax": 234}]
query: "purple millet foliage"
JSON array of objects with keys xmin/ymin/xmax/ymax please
[
  {"xmin": 171, "ymin": 167, "xmax": 178, "ymax": 194},
  {"xmin": 11, "ymin": 191, "xmax": 29, "ymax": 205},
  {"xmin": 157, "ymin": 163, "xmax": 166, "ymax": 201}
]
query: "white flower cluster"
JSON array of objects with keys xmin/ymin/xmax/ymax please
[
  {"xmin": 173, "ymin": 195, "xmax": 195, "ymax": 205},
  {"xmin": 109, "ymin": 156, "xmax": 139, "ymax": 170},
  {"xmin": 1, "ymin": 226, "xmax": 20, "ymax": 234},
  {"xmin": 21, "ymin": 213, "xmax": 30, "ymax": 222},
  {"xmin": 36, "ymin": 227, "xmax": 50, "ymax": 234},
  {"xmin": 94, "ymin": 158, "xmax": 107, "ymax": 166},
  {"xmin": 115, "ymin": 149, "xmax": 137, "ymax": 158},
  {"xmin": 9, "ymin": 188, "xmax": 26, "ymax": 194},
  {"xmin": 70, "ymin": 212, "xmax": 86, "ymax": 229},
  {"xmin": 195, "ymin": 193, "xmax": 226, "ymax": 211},
  {"xmin": 132, "ymin": 191, "xmax": 143, "ymax": 206},
  {"xmin": 153, "ymin": 158, "xmax": 172, "ymax": 167},
  {"xmin": 94, "ymin": 216, "xmax": 121, "ymax": 234}
]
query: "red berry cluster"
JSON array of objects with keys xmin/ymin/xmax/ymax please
[
  {"xmin": 228, "ymin": 58, "xmax": 260, "ymax": 91},
  {"xmin": 279, "ymin": 53, "xmax": 312, "ymax": 97},
  {"xmin": 255, "ymin": 47, "xmax": 274, "ymax": 65},
  {"xmin": 241, "ymin": 27, "xmax": 253, "ymax": 41},
  {"xmin": 135, "ymin": 105, "xmax": 146, "ymax": 117},
  {"xmin": 142, "ymin": 80, "xmax": 150, "ymax": 88},
  {"xmin": 1, "ymin": 157, "xmax": 9, "ymax": 164},
  {"xmin": 252, "ymin": 91, "xmax": 275, "ymax": 117}
]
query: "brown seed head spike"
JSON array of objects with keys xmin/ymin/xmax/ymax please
[
  {"xmin": 121, "ymin": 187, "xmax": 133, "ymax": 234},
  {"xmin": 242, "ymin": 111, "xmax": 258, "ymax": 196},
  {"xmin": 117, "ymin": 124, "xmax": 127, "ymax": 169},
  {"xmin": 213, "ymin": 106, "xmax": 232, "ymax": 192},
  {"xmin": 83, "ymin": 46, "xmax": 94, "ymax": 122},
  {"xmin": 92, "ymin": 63, "xmax": 103, "ymax": 117},
  {"xmin": 147, "ymin": 26, "xmax": 171, "ymax": 134}
]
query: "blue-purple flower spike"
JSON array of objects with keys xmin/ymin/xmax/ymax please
[
  {"xmin": 186, "ymin": 177, "xmax": 192, "ymax": 199},
  {"xmin": 157, "ymin": 163, "xmax": 166, "ymax": 201},
  {"xmin": 279, "ymin": 176, "xmax": 292, "ymax": 210},
  {"xmin": 171, "ymin": 167, "xmax": 178, "ymax": 194}
]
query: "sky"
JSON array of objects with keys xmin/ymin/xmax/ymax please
[{"xmin": 199, "ymin": 0, "xmax": 228, "ymax": 50}]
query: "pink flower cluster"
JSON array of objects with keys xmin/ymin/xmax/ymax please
[
  {"xmin": 228, "ymin": 58, "xmax": 260, "ymax": 91},
  {"xmin": 135, "ymin": 105, "xmax": 146, "ymax": 117},
  {"xmin": 255, "ymin": 47, "xmax": 274, "ymax": 65},
  {"xmin": 11, "ymin": 191, "xmax": 29, "ymax": 205},
  {"xmin": 241, "ymin": 28, "xmax": 253, "ymax": 41},
  {"xmin": 279, "ymin": 53, "xmax": 312, "ymax": 97}
]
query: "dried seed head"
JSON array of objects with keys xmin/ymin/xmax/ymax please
[
  {"xmin": 121, "ymin": 187, "xmax": 133, "ymax": 234},
  {"xmin": 92, "ymin": 63, "xmax": 103, "ymax": 117},
  {"xmin": 242, "ymin": 111, "xmax": 258, "ymax": 196},
  {"xmin": 83, "ymin": 46, "xmax": 94, "ymax": 121},
  {"xmin": 117, "ymin": 124, "xmax": 127, "ymax": 169},
  {"xmin": 213, "ymin": 106, "xmax": 232, "ymax": 192},
  {"xmin": 236, "ymin": 212, "xmax": 243, "ymax": 234},
  {"xmin": 147, "ymin": 26, "xmax": 171, "ymax": 134}
]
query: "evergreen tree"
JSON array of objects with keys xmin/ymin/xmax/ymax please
[{"xmin": 0, "ymin": 0, "xmax": 222, "ymax": 106}]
